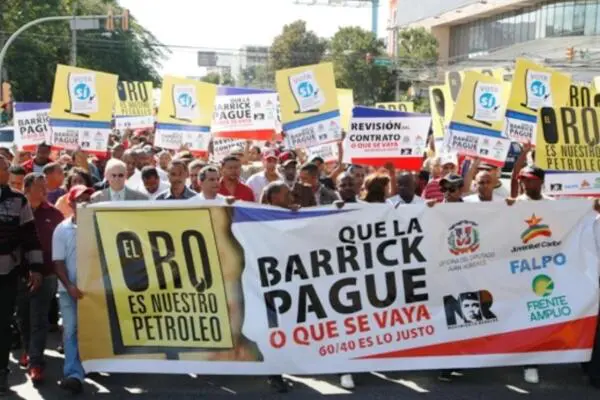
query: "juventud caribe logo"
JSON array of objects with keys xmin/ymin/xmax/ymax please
[
  {"xmin": 526, "ymin": 274, "xmax": 572, "ymax": 322},
  {"xmin": 512, "ymin": 214, "xmax": 561, "ymax": 253}
]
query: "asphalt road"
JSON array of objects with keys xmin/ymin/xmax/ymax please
[{"xmin": 4, "ymin": 328, "xmax": 599, "ymax": 400}]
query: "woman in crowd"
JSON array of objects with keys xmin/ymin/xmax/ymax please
[{"xmin": 55, "ymin": 168, "xmax": 94, "ymax": 218}]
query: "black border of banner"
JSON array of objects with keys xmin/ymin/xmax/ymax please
[{"xmin": 93, "ymin": 208, "xmax": 235, "ymax": 360}]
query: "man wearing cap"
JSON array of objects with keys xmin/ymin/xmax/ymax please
[
  {"xmin": 516, "ymin": 165, "xmax": 553, "ymax": 201},
  {"xmin": 52, "ymin": 185, "xmax": 93, "ymax": 394},
  {"xmin": 439, "ymin": 173, "xmax": 465, "ymax": 203},
  {"xmin": 246, "ymin": 151, "xmax": 282, "ymax": 202},
  {"xmin": 281, "ymin": 157, "xmax": 316, "ymax": 207},
  {"xmin": 17, "ymin": 173, "xmax": 65, "ymax": 385},
  {"xmin": 423, "ymin": 155, "xmax": 458, "ymax": 202}
]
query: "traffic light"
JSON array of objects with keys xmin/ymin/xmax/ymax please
[
  {"xmin": 566, "ymin": 47, "xmax": 575, "ymax": 62},
  {"xmin": 105, "ymin": 9, "xmax": 114, "ymax": 31},
  {"xmin": 365, "ymin": 52, "xmax": 373, "ymax": 64},
  {"xmin": 121, "ymin": 9, "xmax": 129, "ymax": 31}
]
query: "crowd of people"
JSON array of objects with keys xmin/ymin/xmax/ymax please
[{"xmin": 0, "ymin": 127, "xmax": 598, "ymax": 396}]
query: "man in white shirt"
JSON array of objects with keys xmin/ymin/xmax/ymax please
[
  {"xmin": 480, "ymin": 163, "xmax": 510, "ymax": 199},
  {"xmin": 194, "ymin": 166, "xmax": 226, "ymax": 202},
  {"xmin": 387, "ymin": 172, "xmax": 425, "ymax": 206},
  {"xmin": 246, "ymin": 151, "xmax": 282, "ymax": 202},
  {"xmin": 463, "ymin": 170, "xmax": 501, "ymax": 202},
  {"xmin": 138, "ymin": 166, "xmax": 170, "ymax": 200}
]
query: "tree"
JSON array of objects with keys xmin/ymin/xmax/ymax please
[
  {"xmin": 269, "ymin": 20, "xmax": 327, "ymax": 71},
  {"xmin": 238, "ymin": 65, "xmax": 274, "ymax": 89},
  {"xmin": 200, "ymin": 71, "xmax": 235, "ymax": 86},
  {"xmin": 1, "ymin": 0, "xmax": 168, "ymax": 102},
  {"xmin": 396, "ymin": 27, "xmax": 439, "ymax": 84},
  {"xmin": 328, "ymin": 26, "xmax": 395, "ymax": 105}
]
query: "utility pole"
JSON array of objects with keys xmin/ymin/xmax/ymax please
[
  {"xmin": 70, "ymin": 0, "xmax": 78, "ymax": 66},
  {"xmin": 392, "ymin": 26, "xmax": 400, "ymax": 101}
]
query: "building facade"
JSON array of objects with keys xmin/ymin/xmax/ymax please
[{"xmin": 393, "ymin": 0, "xmax": 600, "ymax": 62}]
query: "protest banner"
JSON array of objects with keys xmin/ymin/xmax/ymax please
[
  {"xmin": 429, "ymin": 85, "xmax": 448, "ymax": 139},
  {"xmin": 337, "ymin": 89, "xmax": 354, "ymax": 132},
  {"xmin": 211, "ymin": 87, "xmax": 278, "ymax": 140},
  {"xmin": 155, "ymin": 76, "xmax": 217, "ymax": 155},
  {"xmin": 544, "ymin": 172, "xmax": 600, "ymax": 197},
  {"xmin": 49, "ymin": 65, "xmax": 118, "ymax": 153},
  {"xmin": 375, "ymin": 102, "xmax": 414, "ymax": 113},
  {"xmin": 212, "ymin": 138, "xmax": 248, "ymax": 162},
  {"xmin": 343, "ymin": 106, "xmax": 430, "ymax": 169},
  {"xmin": 504, "ymin": 58, "xmax": 571, "ymax": 145},
  {"xmin": 448, "ymin": 71, "xmax": 510, "ymax": 167},
  {"xmin": 535, "ymin": 106, "xmax": 600, "ymax": 172},
  {"xmin": 114, "ymin": 81, "xmax": 154, "ymax": 130},
  {"xmin": 78, "ymin": 200, "xmax": 599, "ymax": 375},
  {"xmin": 13, "ymin": 102, "xmax": 51, "ymax": 150},
  {"xmin": 307, "ymin": 142, "xmax": 339, "ymax": 164},
  {"xmin": 276, "ymin": 63, "xmax": 342, "ymax": 149}
]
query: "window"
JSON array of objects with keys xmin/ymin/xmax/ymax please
[
  {"xmin": 573, "ymin": 0, "xmax": 586, "ymax": 34},
  {"xmin": 546, "ymin": 3, "xmax": 556, "ymax": 36},
  {"xmin": 585, "ymin": 0, "xmax": 597, "ymax": 35},
  {"xmin": 563, "ymin": 1, "xmax": 575, "ymax": 34}
]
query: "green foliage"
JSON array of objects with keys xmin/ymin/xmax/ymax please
[
  {"xmin": 396, "ymin": 27, "xmax": 439, "ymax": 77},
  {"xmin": 269, "ymin": 20, "xmax": 327, "ymax": 71},
  {"xmin": 238, "ymin": 65, "xmax": 274, "ymax": 89},
  {"xmin": 200, "ymin": 71, "xmax": 235, "ymax": 86},
  {"xmin": 1, "ymin": 0, "xmax": 167, "ymax": 101},
  {"xmin": 328, "ymin": 26, "xmax": 395, "ymax": 105}
]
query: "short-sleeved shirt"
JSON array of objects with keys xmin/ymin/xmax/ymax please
[
  {"xmin": 52, "ymin": 217, "xmax": 77, "ymax": 292},
  {"xmin": 387, "ymin": 195, "xmax": 425, "ymax": 206},
  {"xmin": 218, "ymin": 179, "xmax": 255, "ymax": 202},
  {"xmin": 246, "ymin": 172, "xmax": 282, "ymax": 202},
  {"xmin": 423, "ymin": 178, "xmax": 444, "ymax": 202}
]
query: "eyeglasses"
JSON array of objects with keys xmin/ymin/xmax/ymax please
[
  {"xmin": 111, "ymin": 173, "xmax": 125, "ymax": 178},
  {"xmin": 441, "ymin": 185, "xmax": 461, "ymax": 193}
]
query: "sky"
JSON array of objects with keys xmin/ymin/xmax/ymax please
[{"xmin": 120, "ymin": 0, "xmax": 391, "ymax": 77}]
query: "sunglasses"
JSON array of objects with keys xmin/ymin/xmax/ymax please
[
  {"xmin": 111, "ymin": 173, "xmax": 125, "ymax": 178},
  {"xmin": 441, "ymin": 185, "xmax": 461, "ymax": 193}
]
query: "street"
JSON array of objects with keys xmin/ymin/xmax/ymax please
[{"xmin": 5, "ymin": 331, "xmax": 599, "ymax": 399}]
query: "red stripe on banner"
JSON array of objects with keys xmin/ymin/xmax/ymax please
[
  {"xmin": 478, "ymin": 156, "xmax": 505, "ymax": 168},
  {"xmin": 350, "ymin": 157, "xmax": 423, "ymax": 171},
  {"xmin": 190, "ymin": 150, "xmax": 208, "ymax": 158},
  {"xmin": 213, "ymin": 129, "xmax": 275, "ymax": 141},
  {"xmin": 355, "ymin": 316, "xmax": 597, "ymax": 359},
  {"xmin": 22, "ymin": 144, "xmax": 37, "ymax": 152}
]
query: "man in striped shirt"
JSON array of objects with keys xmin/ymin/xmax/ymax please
[{"xmin": 0, "ymin": 155, "xmax": 44, "ymax": 396}]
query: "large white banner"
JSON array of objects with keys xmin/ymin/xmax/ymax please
[{"xmin": 80, "ymin": 201, "xmax": 599, "ymax": 375}]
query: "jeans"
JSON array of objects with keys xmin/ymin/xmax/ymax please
[
  {"xmin": 0, "ymin": 270, "xmax": 18, "ymax": 371},
  {"xmin": 16, "ymin": 275, "xmax": 57, "ymax": 368},
  {"xmin": 58, "ymin": 292, "xmax": 84, "ymax": 381}
]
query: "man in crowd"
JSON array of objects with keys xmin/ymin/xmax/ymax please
[
  {"xmin": 517, "ymin": 166, "xmax": 553, "ymax": 201},
  {"xmin": 43, "ymin": 163, "xmax": 66, "ymax": 205},
  {"xmin": 348, "ymin": 165, "xmax": 366, "ymax": 196},
  {"xmin": 21, "ymin": 142, "xmax": 52, "ymax": 174},
  {"xmin": 423, "ymin": 155, "xmax": 458, "ymax": 202},
  {"xmin": 139, "ymin": 166, "xmax": 170, "ymax": 200},
  {"xmin": 195, "ymin": 166, "xmax": 226, "ymax": 201},
  {"xmin": 463, "ymin": 171, "xmax": 495, "ymax": 202},
  {"xmin": 8, "ymin": 165, "xmax": 26, "ymax": 192},
  {"xmin": 247, "ymin": 151, "xmax": 282, "ymax": 201},
  {"xmin": 299, "ymin": 163, "xmax": 339, "ymax": 205},
  {"xmin": 18, "ymin": 173, "xmax": 64, "ymax": 384},
  {"xmin": 439, "ymin": 174, "xmax": 465, "ymax": 203},
  {"xmin": 0, "ymin": 155, "xmax": 43, "ymax": 396},
  {"xmin": 282, "ymin": 158, "xmax": 315, "ymax": 207},
  {"xmin": 91, "ymin": 159, "xmax": 147, "ymax": 202},
  {"xmin": 336, "ymin": 173, "xmax": 360, "ymax": 203},
  {"xmin": 387, "ymin": 173, "xmax": 424, "ymax": 206},
  {"xmin": 156, "ymin": 160, "xmax": 197, "ymax": 200},
  {"xmin": 52, "ymin": 185, "xmax": 92, "ymax": 395},
  {"xmin": 188, "ymin": 160, "xmax": 205, "ymax": 193},
  {"xmin": 218, "ymin": 155, "xmax": 254, "ymax": 201}
]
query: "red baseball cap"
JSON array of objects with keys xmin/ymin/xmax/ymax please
[
  {"xmin": 263, "ymin": 151, "xmax": 278, "ymax": 161},
  {"xmin": 68, "ymin": 185, "xmax": 94, "ymax": 202}
]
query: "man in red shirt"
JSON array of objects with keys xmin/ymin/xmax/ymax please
[
  {"xmin": 218, "ymin": 155, "xmax": 254, "ymax": 202},
  {"xmin": 17, "ymin": 173, "xmax": 64, "ymax": 385}
]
